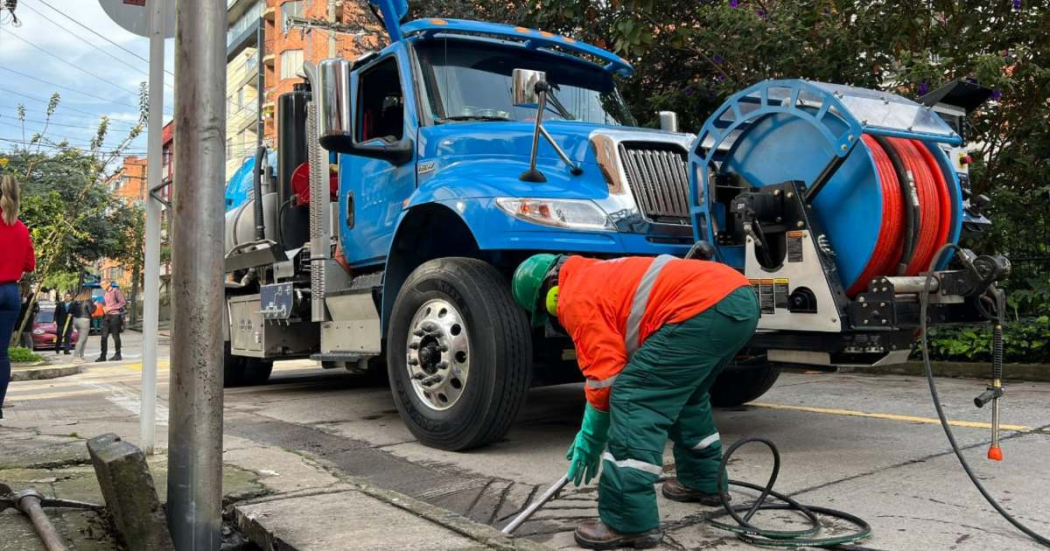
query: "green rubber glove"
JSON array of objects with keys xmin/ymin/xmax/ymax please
[{"xmin": 565, "ymin": 403, "xmax": 611, "ymax": 486}]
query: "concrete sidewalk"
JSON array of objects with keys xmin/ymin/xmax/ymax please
[{"xmin": 0, "ymin": 425, "xmax": 545, "ymax": 551}]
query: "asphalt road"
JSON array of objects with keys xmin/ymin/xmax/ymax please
[{"xmin": 4, "ymin": 352, "xmax": 1049, "ymax": 550}]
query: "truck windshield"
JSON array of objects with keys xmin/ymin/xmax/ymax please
[{"xmin": 415, "ymin": 39, "xmax": 636, "ymax": 126}]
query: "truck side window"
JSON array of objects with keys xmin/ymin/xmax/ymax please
[{"xmin": 357, "ymin": 57, "xmax": 404, "ymax": 143}]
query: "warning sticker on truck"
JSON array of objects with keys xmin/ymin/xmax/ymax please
[
  {"xmin": 750, "ymin": 279, "xmax": 776, "ymax": 315},
  {"xmin": 750, "ymin": 278, "xmax": 790, "ymax": 315},
  {"xmin": 774, "ymin": 279, "xmax": 790, "ymax": 309},
  {"xmin": 787, "ymin": 230, "xmax": 804, "ymax": 263}
]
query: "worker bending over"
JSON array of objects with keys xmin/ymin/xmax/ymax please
[{"xmin": 513, "ymin": 254, "xmax": 760, "ymax": 549}]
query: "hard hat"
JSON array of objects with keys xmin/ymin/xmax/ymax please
[{"xmin": 512, "ymin": 254, "xmax": 560, "ymax": 327}]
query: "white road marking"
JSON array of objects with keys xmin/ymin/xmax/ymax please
[{"xmin": 80, "ymin": 381, "xmax": 170, "ymax": 426}]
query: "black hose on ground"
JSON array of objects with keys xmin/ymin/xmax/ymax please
[
  {"xmin": 707, "ymin": 438, "xmax": 874, "ymax": 547},
  {"xmin": 920, "ymin": 244, "xmax": 1050, "ymax": 547}
]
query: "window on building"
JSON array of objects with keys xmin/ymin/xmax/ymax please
[
  {"xmin": 356, "ymin": 57, "xmax": 404, "ymax": 142},
  {"xmin": 280, "ymin": 49, "xmax": 304, "ymax": 80},
  {"xmin": 281, "ymin": 1, "xmax": 304, "ymax": 34}
]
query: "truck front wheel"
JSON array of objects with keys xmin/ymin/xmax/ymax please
[
  {"xmin": 387, "ymin": 258, "xmax": 532, "ymax": 451},
  {"xmin": 709, "ymin": 361, "xmax": 781, "ymax": 407}
]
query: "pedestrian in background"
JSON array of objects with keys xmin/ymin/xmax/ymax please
[
  {"xmin": 96, "ymin": 279, "xmax": 125, "ymax": 362},
  {"xmin": 0, "ymin": 175, "xmax": 36, "ymax": 420},
  {"xmin": 16, "ymin": 282, "xmax": 37, "ymax": 349},
  {"xmin": 70, "ymin": 290, "xmax": 93, "ymax": 363},
  {"xmin": 55, "ymin": 291, "xmax": 74, "ymax": 355}
]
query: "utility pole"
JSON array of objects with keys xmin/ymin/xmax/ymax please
[
  {"xmin": 139, "ymin": 0, "xmax": 166, "ymax": 457},
  {"xmin": 327, "ymin": 0, "xmax": 337, "ymax": 57},
  {"xmin": 256, "ymin": 2, "xmax": 265, "ymax": 148},
  {"xmin": 168, "ymin": 0, "xmax": 226, "ymax": 548}
]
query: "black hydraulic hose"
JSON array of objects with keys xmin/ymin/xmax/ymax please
[
  {"xmin": 707, "ymin": 438, "xmax": 874, "ymax": 547},
  {"xmin": 871, "ymin": 135, "xmax": 918, "ymax": 274},
  {"xmin": 920, "ymin": 244, "xmax": 1050, "ymax": 547},
  {"xmin": 253, "ymin": 145, "xmax": 267, "ymax": 241}
]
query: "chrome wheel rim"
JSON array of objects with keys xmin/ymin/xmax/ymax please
[{"xmin": 406, "ymin": 299, "xmax": 471, "ymax": 411}]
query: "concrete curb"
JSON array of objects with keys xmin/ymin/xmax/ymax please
[
  {"xmin": 230, "ymin": 478, "xmax": 550, "ymax": 551},
  {"xmin": 11, "ymin": 363, "xmax": 83, "ymax": 381},
  {"xmin": 843, "ymin": 360, "xmax": 1050, "ymax": 382}
]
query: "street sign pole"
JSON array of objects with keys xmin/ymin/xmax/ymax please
[
  {"xmin": 139, "ymin": 0, "xmax": 165, "ymax": 457},
  {"xmin": 167, "ymin": 0, "xmax": 227, "ymax": 548}
]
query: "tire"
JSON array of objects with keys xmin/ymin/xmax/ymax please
[
  {"xmin": 710, "ymin": 362, "xmax": 782, "ymax": 407},
  {"xmin": 223, "ymin": 342, "xmax": 274, "ymax": 387},
  {"xmin": 387, "ymin": 257, "xmax": 532, "ymax": 451}
]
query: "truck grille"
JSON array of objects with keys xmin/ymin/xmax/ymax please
[{"xmin": 619, "ymin": 143, "xmax": 691, "ymax": 223}]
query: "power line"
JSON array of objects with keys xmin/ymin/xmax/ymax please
[
  {"xmin": 28, "ymin": 0, "xmax": 176, "ymax": 78},
  {"xmin": 0, "ymin": 113, "xmax": 141, "ymax": 132},
  {"xmin": 0, "ymin": 123, "xmax": 116, "ymax": 145},
  {"xmin": 0, "ymin": 103, "xmax": 141, "ymax": 128},
  {"xmin": 0, "ymin": 89, "xmax": 143, "ymax": 127},
  {"xmin": 0, "ymin": 135, "xmax": 147, "ymax": 154},
  {"xmin": 2, "ymin": 29, "xmax": 150, "ymax": 100},
  {"xmin": 16, "ymin": 1, "xmax": 176, "ymax": 90},
  {"xmin": 0, "ymin": 65, "xmax": 141, "ymax": 110}
]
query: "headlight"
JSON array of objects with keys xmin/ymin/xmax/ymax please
[
  {"xmin": 33, "ymin": 329, "xmax": 45, "ymax": 335},
  {"xmin": 495, "ymin": 198, "xmax": 613, "ymax": 231}
]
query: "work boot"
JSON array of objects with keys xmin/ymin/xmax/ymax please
[
  {"xmin": 109, "ymin": 354, "xmax": 122, "ymax": 362},
  {"xmin": 661, "ymin": 477, "xmax": 727, "ymax": 506},
  {"xmin": 573, "ymin": 520, "xmax": 662, "ymax": 550}
]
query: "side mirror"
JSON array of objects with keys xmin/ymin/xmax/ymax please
[
  {"xmin": 314, "ymin": 57, "xmax": 413, "ymax": 165},
  {"xmin": 511, "ymin": 68, "xmax": 581, "ymax": 181},
  {"xmin": 315, "ymin": 58, "xmax": 353, "ymax": 152},
  {"xmin": 512, "ymin": 69, "xmax": 547, "ymax": 108},
  {"xmin": 349, "ymin": 138, "xmax": 414, "ymax": 165}
]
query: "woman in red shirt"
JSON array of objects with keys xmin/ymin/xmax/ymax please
[{"xmin": 0, "ymin": 175, "xmax": 36, "ymax": 420}]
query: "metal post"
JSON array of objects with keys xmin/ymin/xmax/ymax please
[
  {"xmin": 167, "ymin": 0, "xmax": 226, "ymax": 549},
  {"xmin": 140, "ymin": 0, "xmax": 166, "ymax": 457},
  {"xmin": 256, "ymin": 7, "xmax": 265, "ymax": 148},
  {"xmin": 328, "ymin": 0, "xmax": 337, "ymax": 57}
]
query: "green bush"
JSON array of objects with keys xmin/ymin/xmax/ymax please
[
  {"xmin": 8, "ymin": 347, "xmax": 43, "ymax": 364},
  {"xmin": 924, "ymin": 316, "xmax": 1050, "ymax": 364}
]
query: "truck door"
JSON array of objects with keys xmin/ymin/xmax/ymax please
[{"xmin": 339, "ymin": 51, "xmax": 417, "ymax": 266}]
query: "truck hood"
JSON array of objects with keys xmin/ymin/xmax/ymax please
[
  {"xmin": 418, "ymin": 120, "xmax": 670, "ymax": 171},
  {"xmin": 412, "ymin": 121, "xmax": 696, "ymax": 238}
]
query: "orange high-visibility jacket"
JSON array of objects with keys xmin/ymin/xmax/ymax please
[{"xmin": 557, "ymin": 255, "xmax": 750, "ymax": 411}]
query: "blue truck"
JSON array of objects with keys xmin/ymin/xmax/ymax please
[{"xmin": 222, "ymin": 0, "xmax": 1004, "ymax": 450}]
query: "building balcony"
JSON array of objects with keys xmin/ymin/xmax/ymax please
[
  {"xmin": 263, "ymin": 5, "xmax": 275, "ymax": 21},
  {"xmin": 232, "ymin": 65, "xmax": 261, "ymax": 90},
  {"xmin": 229, "ymin": 107, "xmax": 259, "ymax": 133}
]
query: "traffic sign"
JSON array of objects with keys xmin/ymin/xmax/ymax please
[{"xmin": 99, "ymin": 0, "xmax": 175, "ymax": 38}]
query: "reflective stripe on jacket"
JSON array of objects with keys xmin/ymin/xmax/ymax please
[{"xmin": 557, "ymin": 255, "xmax": 750, "ymax": 411}]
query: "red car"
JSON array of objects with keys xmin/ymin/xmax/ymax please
[{"xmin": 31, "ymin": 302, "xmax": 80, "ymax": 350}]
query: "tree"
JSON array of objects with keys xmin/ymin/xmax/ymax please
[
  {"xmin": 1, "ymin": 93, "xmax": 145, "ymax": 344},
  {"xmin": 412, "ymin": 0, "xmax": 1050, "ymax": 299}
]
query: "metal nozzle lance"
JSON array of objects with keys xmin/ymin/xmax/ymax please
[{"xmin": 988, "ymin": 378, "xmax": 1002, "ymax": 461}]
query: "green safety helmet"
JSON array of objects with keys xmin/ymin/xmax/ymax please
[{"xmin": 512, "ymin": 254, "xmax": 560, "ymax": 327}]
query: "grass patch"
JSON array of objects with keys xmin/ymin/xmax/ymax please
[{"xmin": 9, "ymin": 347, "xmax": 44, "ymax": 364}]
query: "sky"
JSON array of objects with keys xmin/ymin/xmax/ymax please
[{"xmin": 0, "ymin": 0, "xmax": 177, "ymax": 158}]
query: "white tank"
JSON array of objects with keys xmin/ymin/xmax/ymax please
[{"xmin": 224, "ymin": 192, "xmax": 279, "ymax": 256}]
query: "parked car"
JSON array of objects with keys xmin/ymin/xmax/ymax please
[{"xmin": 31, "ymin": 301, "xmax": 79, "ymax": 350}]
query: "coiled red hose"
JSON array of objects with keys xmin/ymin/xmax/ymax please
[
  {"xmin": 848, "ymin": 136, "xmax": 953, "ymax": 296},
  {"xmin": 848, "ymin": 136, "xmax": 904, "ymax": 296}
]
